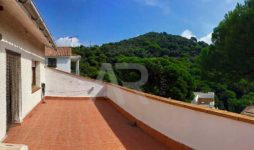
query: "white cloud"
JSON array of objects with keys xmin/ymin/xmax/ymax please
[
  {"xmin": 181, "ymin": 29, "xmax": 212, "ymax": 44},
  {"xmin": 199, "ymin": 33, "xmax": 212, "ymax": 44},
  {"xmin": 181, "ymin": 30, "xmax": 196, "ymax": 39},
  {"xmin": 55, "ymin": 37, "xmax": 81, "ymax": 47},
  {"xmin": 132, "ymin": 0, "xmax": 170, "ymax": 14}
]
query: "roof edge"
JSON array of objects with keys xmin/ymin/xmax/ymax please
[{"xmin": 17, "ymin": 0, "xmax": 56, "ymax": 48}]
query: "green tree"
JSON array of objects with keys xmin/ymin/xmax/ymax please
[
  {"xmin": 117, "ymin": 57, "xmax": 195, "ymax": 101},
  {"xmin": 198, "ymin": 0, "xmax": 254, "ymax": 112},
  {"xmin": 201, "ymin": 0, "xmax": 254, "ymax": 81}
]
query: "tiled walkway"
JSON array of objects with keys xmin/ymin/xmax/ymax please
[{"xmin": 4, "ymin": 98, "xmax": 168, "ymax": 150}]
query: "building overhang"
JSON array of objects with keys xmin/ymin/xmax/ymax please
[
  {"xmin": 71, "ymin": 55, "xmax": 81, "ymax": 61},
  {"xmin": 0, "ymin": 0, "xmax": 56, "ymax": 48}
]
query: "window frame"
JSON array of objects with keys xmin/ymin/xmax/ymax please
[
  {"xmin": 47, "ymin": 58, "xmax": 57, "ymax": 68},
  {"xmin": 32, "ymin": 60, "xmax": 40, "ymax": 93}
]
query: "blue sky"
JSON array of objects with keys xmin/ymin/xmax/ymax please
[{"xmin": 34, "ymin": 0, "xmax": 244, "ymax": 46}]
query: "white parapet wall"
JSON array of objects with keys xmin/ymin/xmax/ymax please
[
  {"xmin": 43, "ymin": 67, "xmax": 254, "ymax": 149},
  {"xmin": 106, "ymin": 84, "xmax": 254, "ymax": 150},
  {"xmin": 45, "ymin": 68, "xmax": 106, "ymax": 97}
]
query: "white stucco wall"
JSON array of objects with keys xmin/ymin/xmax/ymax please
[
  {"xmin": 46, "ymin": 57, "xmax": 71, "ymax": 73},
  {"xmin": 0, "ymin": 41, "xmax": 7, "ymax": 141},
  {"xmin": 56, "ymin": 57, "xmax": 71, "ymax": 73},
  {"xmin": 0, "ymin": 10, "xmax": 46, "ymax": 141},
  {"xmin": 106, "ymin": 84, "xmax": 254, "ymax": 150},
  {"xmin": 21, "ymin": 58, "xmax": 45, "ymax": 119},
  {"xmin": 45, "ymin": 68, "xmax": 105, "ymax": 97}
]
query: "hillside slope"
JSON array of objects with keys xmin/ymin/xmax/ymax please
[
  {"xmin": 72, "ymin": 32, "xmax": 208, "ymax": 101},
  {"xmin": 100, "ymin": 32, "xmax": 208, "ymax": 58}
]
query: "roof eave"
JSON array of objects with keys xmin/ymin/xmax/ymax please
[{"xmin": 17, "ymin": 0, "xmax": 56, "ymax": 48}]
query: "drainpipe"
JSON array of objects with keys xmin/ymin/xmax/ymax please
[{"xmin": 17, "ymin": 0, "xmax": 56, "ymax": 48}]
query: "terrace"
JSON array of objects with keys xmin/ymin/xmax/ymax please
[
  {"xmin": 1, "ymin": 1, "xmax": 254, "ymax": 150},
  {"xmin": 4, "ymin": 68, "xmax": 254, "ymax": 150},
  {"xmin": 4, "ymin": 98, "xmax": 168, "ymax": 150}
]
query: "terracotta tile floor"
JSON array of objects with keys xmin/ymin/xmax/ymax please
[{"xmin": 4, "ymin": 98, "xmax": 169, "ymax": 150}]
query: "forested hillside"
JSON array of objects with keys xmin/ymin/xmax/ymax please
[
  {"xmin": 73, "ymin": 0, "xmax": 254, "ymax": 113},
  {"xmin": 99, "ymin": 32, "xmax": 207, "ymax": 58},
  {"xmin": 73, "ymin": 32, "xmax": 207, "ymax": 102}
]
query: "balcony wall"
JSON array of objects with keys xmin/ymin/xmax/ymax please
[
  {"xmin": 45, "ymin": 68, "xmax": 105, "ymax": 97},
  {"xmin": 106, "ymin": 84, "xmax": 254, "ymax": 150},
  {"xmin": 45, "ymin": 68, "xmax": 254, "ymax": 150}
]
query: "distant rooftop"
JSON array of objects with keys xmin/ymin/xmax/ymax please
[
  {"xmin": 45, "ymin": 47, "xmax": 72, "ymax": 57},
  {"xmin": 241, "ymin": 106, "xmax": 254, "ymax": 117},
  {"xmin": 194, "ymin": 92, "xmax": 215, "ymax": 99}
]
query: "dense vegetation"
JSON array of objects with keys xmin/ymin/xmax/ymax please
[
  {"xmin": 73, "ymin": 0, "xmax": 254, "ymax": 113},
  {"xmin": 73, "ymin": 33, "xmax": 206, "ymax": 102},
  {"xmin": 198, "ymin": 0, "xmax": 254, "ymax": 112}
]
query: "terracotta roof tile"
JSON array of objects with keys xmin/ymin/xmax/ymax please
[{"xmin": 45, "ymin": 47, "xmax": 72, "ymax": 57}]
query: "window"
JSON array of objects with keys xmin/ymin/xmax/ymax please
[
  {"xmin": 48, "ymin": 58, "xmax": 57, "ymax": 68},
  {"xmin": 32, "ymin": 61, "xmax": 40, "ymax": 93},
  {"xmin": 32, "ymin": 61, "xmax": 37, "ymax": 86}
]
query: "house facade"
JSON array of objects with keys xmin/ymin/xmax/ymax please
[
  {"xmin": 0, "ymin": 0, "xmax": 55, "ymax": 141},
  {"xmin": 45, "ymin": 47, "xmax": 81, "ymax": 75}
]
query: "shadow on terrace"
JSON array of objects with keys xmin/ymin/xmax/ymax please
[
  {"xmin": 5, "ymin": 68, "xmax": 254, "ymax": 150},
  {"xmin": 4, "ymin": 98, "xmax": 168, "ymax": 150}
]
